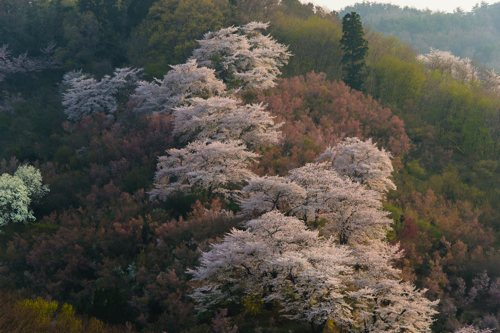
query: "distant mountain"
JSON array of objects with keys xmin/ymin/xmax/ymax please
[{"xmin": 340, "ymin": 1, "xmax": 500, "ymax": 70}]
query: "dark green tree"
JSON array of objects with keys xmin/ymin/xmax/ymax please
[{"xmin": 340, "ymin": 11, "xmax": 368, "ymax": 91}]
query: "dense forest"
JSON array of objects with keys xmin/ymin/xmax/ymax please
[
  {"xmin": 341, "ymin": 1, "xmax": 500, "ymax": 70},
  {"xmin": 2, "ymin": 0, "xmax": 500, "ymax": 332}
]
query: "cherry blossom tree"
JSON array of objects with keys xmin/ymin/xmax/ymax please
[
  {"xmin": 188, "ymin": 210, "xmax": 354, "ymax": 332},
  {"xmin": 62, "ymin": 67, "xmax": 142, "ymax": 121},
  {"xmin": 351, "ymin": 277, "xmax": 439, "ymax": 332},
  {"xmin": 190, "ymin": 22, "xmax": 291, "ymax": 90},
  {"xmin": 482, "ymin": 69, "xmax": 500, "ymax": 92},
  {"xmin": 287, "ymin": 163, "xmax": 389, "ymax": 242},
  {"xmin": 418, "ymin": 48, "xmax": 478, "ymax": 83},
  {"xmin": 0, "ymin": 43, "xmax": 58, "ymax": 83},
  {"xmin": 417, "ymin": 48, "xmax": 458, "ymax": 73},
  {"xmin": 132, "ymin": 59, "xmax": 226, "ymax": 115},
  {"xmin": 452, "ymin": 57, "xmax": 478, "ymax": 83},
  {"xmin": 318, "ymin": 137, "xmax": 396, "ymax": 196},
  {"xmin": 239, "ymin": 163, "xmax": 342, "ymax": 219},
  {"xmin": 173, "ymin": 96, "xmax": 282, "ymax": 147},
  {"xmin": 320, "ymin": 181, "xmax": 392, "ymax": 245},
  {"xmin": 150, "ymin": 140, "xmax": 259, "ymax": 199},
  {"xmin": 235, "ymin": 161, "xmax": 437, "ymax": 331},
  {"xmin": 240, "ymin": 162, "xmax": 392, "ymax": 245},
  {"xmin": 0, "ymin": 43, "xmax": 58, "ymax": 113},
  {"xmin": 346, "ymin": 239, "xmax": 438, "ymax": 332},
  {"xmin": 239, "ymin": 175, "xmax": 306, "ymax": 215},
  {"xmin": 189, "ymin": 209, "xmax": 437, "ymax": 332}
]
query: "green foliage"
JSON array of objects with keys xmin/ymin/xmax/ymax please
[
  {"xmin": 242, "ymin": 294, "xmax": 265, "ymax": 316},
  {"xmin": 6, "ymin": 294, "xmax": 117, "ymax": 332},
  {"xmin": 367, "ymin": 55, "xmax": 426, "ymax": 109},
  {"xmin": 340, "ymin": 12, "xmax": 368, "ymax": 90},
  {"xmin": 18, "ymin": 297, "xmax": 59, "ymax": 327},
  {"xmin": 0, "ymin": 173, "xmax": 34, "ymax": 228},
  {"xmin": 123, "ymin": 166, "xmax": 155, "ymax": 194},
  {"xmin": 269, "ymin": 14, "xmax": 343, "ymax": 81},
  {"xmin": 383, "ymin": 204, "xmax": 401, "ymax": 223},
  {"xmin": 414, "ymin": 219, "xmax": 443, "ymax": 239},
  {"xmin": 0, "ymin": 165, "xmax": 49, "ymax": 229},
  {"xmin": 14, "ymin": 165, "xmax": 50, "ymax": 201},
  {"xmin": 406, "ymin": 160, "xmax": 426, "ymax": 179},
  {"xmin": 341, "ymin": 1, "xmax": 500, "ymax": 71},
  {"xmin": 128, "ymin": 0, "xmax": 236, "ymax": 77},
  {"xmin": 78, "ymin": 288, "xmax": 134, "ymax": 325}
]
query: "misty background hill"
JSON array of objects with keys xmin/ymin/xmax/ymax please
[{"xmin": 340, "ymin": 1, "xmax": 500, "ymax": 70}]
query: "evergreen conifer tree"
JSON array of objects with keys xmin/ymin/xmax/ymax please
[{"xmin": 340, "ymin": 12, "xmax": 368, "ymax": 91}]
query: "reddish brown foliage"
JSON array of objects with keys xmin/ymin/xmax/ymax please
[
  {"xmin": 253, "ymin": 72, "xmax": 410, "ymax": 175},
  {"xmin": 391, "ymin": 188, "xmax": 500, "ymax": 327}
]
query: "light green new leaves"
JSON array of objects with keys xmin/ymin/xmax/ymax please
[
  {"xmin": 14, "ymin": 165, "xmax": 50, "ymax": 201},
  {"xmin": 0, "ymin": 166, "xmax": 49, "ymax": 228},
  {"xmin": 0, "ymin": 173, "xmax": 34, "ymax": 227}
]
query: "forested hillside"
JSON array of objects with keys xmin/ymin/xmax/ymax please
[
  {"xmin": 341, "ymin": 1, "xmax": 500, "ymax": 70},
  {"xmin": 1, "ymin": 0, "xmax": 500, "ymax": 332}
]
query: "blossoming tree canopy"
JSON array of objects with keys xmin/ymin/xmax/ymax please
[
  {"xmin": 418, "ymin": 48, "xmax": 478, "ymax": 83},
  {"xmin": 318, "ymin": 137, "xmax": 396, "ymax": 195},
  {"xmin": 13, "ymin": 165, "xmax": 50, "ymax": 201},
  {"xmin": 62, "ymin": 67, "xmax": 142, "ymax": 121},
  {"xmin": 132, "ymin": 59, "xmax": 226, "ymax": 115},
  {"xmin": 0, "ymin": 43, "xmax": 58, "ymax": 83},
  {"xmin": 240, "ymin": 161, "xmax": 392, "ymax": 245},
  {"xmin": 239, "ymin": 175, "xmax": 307, "ymax": 215},
  {"xmin": 173, "ymin": 97, "xmax": 282, "ymax": 146},
  {"xmin": 190, "ymin": 22, "xmax": 292, "ymax": 90},
  {"xmin": 188, "ymin": 210, "xmax": 354, "ymax": 326},
  {"xmin": 150, "ymin": 140, "xmax": 259, "ymax": 199}
]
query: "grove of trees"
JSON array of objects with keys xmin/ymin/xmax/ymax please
[{"xmin": 2, "ymin": 0, "xmax": 500, "ymax": 332}]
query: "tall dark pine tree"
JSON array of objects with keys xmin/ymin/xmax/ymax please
[{"xmin": 340, "ymin": 12, "xmax": 368, "ymax": 91}]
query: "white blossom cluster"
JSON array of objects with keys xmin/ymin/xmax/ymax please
[
  {"xmin": 61, "ymin": 22, "xmax": 289, "ymax": 124},
  {"xmin": 145, "ymin": 23, "xmax": 287, "ymax": 199},
  {"xmin": 418, "ymin": 48, "xmax": 500, "ymax": 94},
  {"xmin": 317, "ymin": 137, "xmax": 396, "ymax": 196},
  {"xmin": 0, "ymin": 43, "xmax": 58, "ymax": 113},
  {"xmin": 191, "ymin": 21, "xmax": 291, "ymax": 90},
  {"xmin": 191, "ymin": 137, "xmax": 439, "ymax": 332},
  {"xmin": 188, "ymin": 211, "xmax": 354, "ymax": 325},
  {"xmin": 482, "ymin": 69, "xmax": 500, "ymax": 92},
  {"xmin": 149, "ymin": 140, "xmax": 259, "ymax": 199},
  {"xmin": 62, "ymin": 67, "xmax": 142, "ymax": 121},
  {"xmin": 132, "ymin": 59, "xmax": 226, "ymax": 115},
  {"xmin": 239, "ymin": 161, "xmax": 391, "ymax": 245},
  {"xmin": 173, "ymin": 97, "xmax": 282, "ymax": 147},
  {"xmin": 0, "ymin": 43, "xmax": 58, "ymax": 83},
  {"xmin": 418, "ymin": 48, "xmax": 478, "ymax": 83},
  {"xmin": 0, "ymin": 166, "xmax": 49, "ymax": 228}
]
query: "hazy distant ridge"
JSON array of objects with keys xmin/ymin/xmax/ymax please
[{"xmin": 340, "ymin": 1, "xmax": 500, "ymax": 70}]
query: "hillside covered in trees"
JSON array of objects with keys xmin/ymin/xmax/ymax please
[
  {"xmin": 1, "ymin": 0, "xmax": 500, "ymax": 332},
  {"xmin": 341, "ymin": 1, "xmax": 500, "ymax": 70}
]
